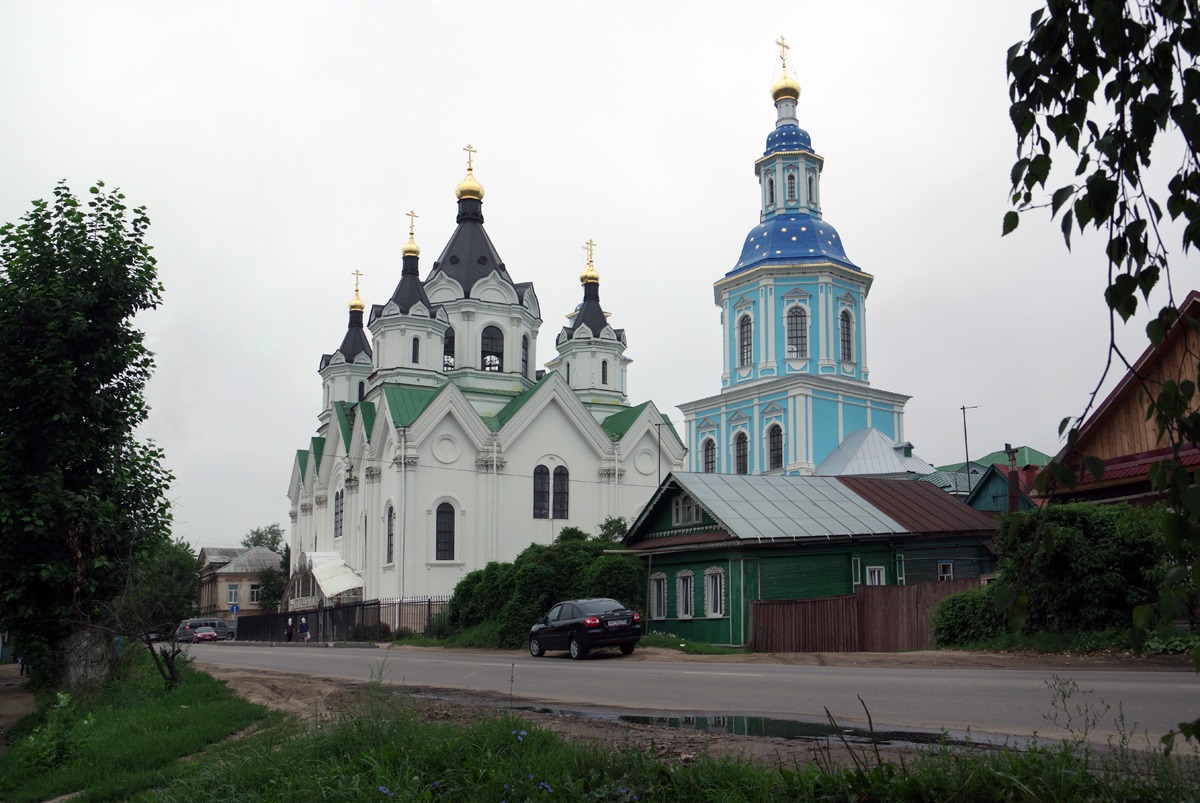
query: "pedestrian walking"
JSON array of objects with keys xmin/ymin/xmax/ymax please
[
  {"xmin": 299, "ymin": 617, "xmax": 310, "ymax": 642},
  {"xmin": 285, "ymin": 618, "xmax": 295, "ymax": 643}
]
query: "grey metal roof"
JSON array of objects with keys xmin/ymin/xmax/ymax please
[
  {"xmin": 198, "ymin": 547, "xmax": 244, "ymax": 568},
  {"xmin": 815, "ymin": 427, "xmax": 935, "ymax": 476},
  {"xmin": 671, "ymin": 472, "xmax": 906, "ymax": 540},
  {"xmin": 216, "ymin": 546, "xmax": 284, "ymax": 575}
]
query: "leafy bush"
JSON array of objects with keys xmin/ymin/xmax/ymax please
[
  {"xmin": 995, "ymin": 504, "xmax": 1168, "ymax": 633},
  {"xmin": 446, "ymin": 531, "xmax": 644, "ymax": 649},
  {"xmin": 18, "ymin": 692, "xmax": 93, "ymax": 770},
  {"xmin": 346, "ymin": 622, "xmax": 392, "ymax": 642},
  {"xmin": 932, "ymin": 585, "xmax": 1006, "ymax": 647}
]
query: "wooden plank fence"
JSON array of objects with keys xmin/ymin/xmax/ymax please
[{"xmin": 750, "ymin": 578, "xmax": 979, "ymax": 653}]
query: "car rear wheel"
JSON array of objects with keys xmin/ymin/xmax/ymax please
[
  {"xmin": 568, "ymin": 635, "xmax": 588, "ymax": 660},
  {"xmin": 620, "ymin": 642, "xmax": 635, "ymax": 655},
  {"xmin": 529, "ymin": 637, "xmax": 544, "ymax": 657}
]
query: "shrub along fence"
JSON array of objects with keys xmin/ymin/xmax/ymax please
[
  {"xmin": 233, "ymin": 596, "xmax": 449, "ymax": 643},
  {"xmin": 751, "ymin": 579, "xmax": 980, "ymax": 652}
]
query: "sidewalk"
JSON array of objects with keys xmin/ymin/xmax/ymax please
[{"xmin": 0, "ymin": 662, "xmax": 35, "ymax": 756}]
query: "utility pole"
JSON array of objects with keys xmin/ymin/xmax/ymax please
[{"xmin": 961, "ymin": 405, "xmax": 980, "ymax": 494}]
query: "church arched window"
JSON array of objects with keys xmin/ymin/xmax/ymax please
[
  {"xmin": 601, "ymin": 360, "xmax": 608, "ymax": 385},
  {"xmin": 482, "ymin": 326, "xmax": 504, "ymax": 372},
  {"xmin": 808, "ymin": 172, "xmax": 816, "ymax": 203},
  {"xmin": 703, "ymin": 439, "xmax": 716, "ymax": 473},
  {"xmin": 386, "ymin": 504, "xmax": 395, "ymax": 564},
  {"xmin": 786, "ymin": 307, "xmax": 808, "ymax": 359},
  {"xmin": 533, "ymin": 465, "xmax": 549, "ymax": 519},
  {"xmin": 443, "ymin": 327, "xmax": 456, "ymax": 370},
  {"xmin": 734, "ymin": 432, "xmax": 749, "ymax": 475},
  {"xmin": 768, "ymin": 425, "xmax": 783, "ymax": 471},
  {"xmin": 435, "ymin": 503, "xmax": 455, "ymax": 561},
  {"xmin": 521, "ymin": 335, "xmax": 529, "ymax": 378},
  {"xmin": 553, "ymin": 466, "xmax": 569, "ymax": 519},
  {"xmin": 333, "ymin": 490, "xmax": 344, "ymax": 539},
  {"xmin": 363, "ymin": 513, "xmax": 368, "ymax": 563},
  {"xmin": 357, "ymin": 381, "xmax": 365, "ymax": 401},
  {"xmin": 786, "ymin": 172, "xmax": 797, "ymax": 202},
  {"xmin": 840, "ymin": 310, "xmax": 854, "ymax": 362},
  {"xmin": 738, "ymin": 315, "xmax": 753, "ymax": 368},
  {"xmin": 411, "ymin": 336, "xmax": 420, "ymax": 365},
  {"xmin": 766, "ymin": 176, "xmax": 775, "ymax": 206}
]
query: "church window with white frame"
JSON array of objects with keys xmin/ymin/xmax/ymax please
[
  {"xmin": 786, "ymin": 306, "xmax": 808, "ymax": 359},
  {"xmin": 738, "ymin": 314, "xmax": 753, "ymax": 368},
  {"xmin": 435, "ymin": 503, "xmax": 455, "ymax": 561},
  {"xmin": 786, "ymin": 171, "xmax": 797, "ymax": 202},
  {"xmin": 703, "ymin": 439, "xmax": 716, "ymax": 473},
  {"xmin": 443, "ymin": 327, "xmax": 456, "ymax": 370},
  {"xmin": 839, "ymin": 310, "xmax": 854, "ymax": 362},
  {"xmin": 532, "ymin": 465, "xmax": 549, "ymax": 519},
  {"xmin": 734, "ymin": 432, "xmax": 748, "ymax": 474},
  {"xmin": 411, "ymin": 336, "xmax": 420, "ymax": 365},
  {"xmin": 766, "ymin": 175, "xmax": 776, "ymax": 206},
  {"xmin": 481, "ymin": 325, "xmax": 504, "ymax": 372},
  {"xmin": 521, "ymin": 335, "xmax": 529, "ymax": 378},
  {"xmin": 333, "ymin": 489, "xmax": 344, "ymax": 540},
  {"xmin": 768, "ymin": 424, "xmax": 783, "ymax": 471},
  {"xmin": 676, "ymin": 570, "xmax": 694, "ymax": 619},
  {"xmin": 704, "ymin": 567, "xmax": 725, "ymax": 617},
  {"xmin": 601, "ymin": 360, "xmax": 608, "ymax": 385},
  {"xmin": 386, "ymin": 504, "xmax": 395, "ymax": 564},
  {"xmin": 552, "ymin": 466, "xmax": 569, "ymax": 519},
  {"xmin": 649, "ymin": 573, "xmax": 667, "ymax": 620}
]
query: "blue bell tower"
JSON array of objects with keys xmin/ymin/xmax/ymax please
[{"xmin": 679, "ymin": 37, "xmax": 911, "ymax": 476}]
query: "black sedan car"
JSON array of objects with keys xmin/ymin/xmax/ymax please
[{"xmin": 529, "ymin": 598, "xmax": 642, "ymax": 659}]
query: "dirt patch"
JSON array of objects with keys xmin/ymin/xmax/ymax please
[{"xmin": 198, "ymin": 647, "xmax": 1194, "ymax": 769}]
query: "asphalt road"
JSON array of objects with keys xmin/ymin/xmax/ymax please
[{"xmin": 191, "ymin": 644, "xmax": 1198, "ymax": 746}]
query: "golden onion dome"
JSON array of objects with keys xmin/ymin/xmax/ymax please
[
  {"xmin": 402, "ymin": 235, "xmax": 420, "ymax": 257},
  {"xmin": 771, "ymin": 70, "xmax": 800, "ymax": 102},
  {"xmin": 455, "ymin": 167, "xmax": 485, "ymax": 201},
  {"xmin": 580, "ymin": 261, "xmax": 599, "ymax": 284},
  {"xmin": 349, "ymin": 290, "xmax": 365, "ymax": 312}
]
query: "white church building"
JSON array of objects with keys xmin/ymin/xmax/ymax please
[{"xmin": 286, "ymin": 156, "xmax": 685, "ymax": 605}]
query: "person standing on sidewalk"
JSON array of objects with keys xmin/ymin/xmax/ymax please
[{"xmin": 299, "ymin": 617, "xmax": 309, "ymax": 643}]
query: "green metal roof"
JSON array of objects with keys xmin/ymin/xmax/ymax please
[
  {"xmin": 601, "ymin": 404, "xmax": 681, "ymax": 444},
  {"xmin": 488, "ymin": 373, "xmax": 552, "ymax": 431},
  {"xmin": 382, "ymin": 384, "xmax": 447, "ymax": 427},
  {"xmin": 295, "ymin": 449, "xmax": 309, "ymax": 482},
  {"xmin": 359, "ymin": 400, "xmax": 377, "ymax": 437},
  {"xmin": 938, "ymin": 445, "xmax": 1051, "ymax": 473},
  {"xmin": 334, "ymin": 402, "xmax": 355, "ymax": 449},
  {"xmin": 309, "ymin": 436, "xmax": 326, "ymax": 475}
]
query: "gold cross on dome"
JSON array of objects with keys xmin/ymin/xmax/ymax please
[
  {"xmin": 775, "ymin": 35, "xmax": 790, "ymax": 71},
  {"xmin": 351, "ymin": 269, "xmax": 364, "ymax": 294},
  {"xmin": 583, "ymin": 239, "xmax": 596, "ymax": 265},
  {"xmin": 463, "ymin": 143, "xmax": 477, "ymax": 170},
  {"xmin": 405, "ymin": 209, "xmax": 419, "ymax": 238}
]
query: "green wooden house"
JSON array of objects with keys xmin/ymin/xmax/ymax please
[{"xmin": 622, "ymin": 473, "xmax": 997, "ymax": 646}]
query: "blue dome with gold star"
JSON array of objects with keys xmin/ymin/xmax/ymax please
[
  {"xmin": 765, "ymin": 123, "xmax": 811, "ymax": 156},
  {"xmin": 728, "ymin": 212, "xmax": 859, "ymax": 275}
]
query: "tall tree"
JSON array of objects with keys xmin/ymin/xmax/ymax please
[
  {"xmin": 0, "ymin": 182, "xmax": 172, "ymax": 690},
  {"xmin": 1005, "ymin": 1, "xmax": 1200, "ymax": 742},
  {"xmin": 241, "ymin": 523, "xmax": 286, "ymax": 553}
]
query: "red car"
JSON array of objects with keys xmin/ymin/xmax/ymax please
[{"xmin": 192, "ymin": 626, "xmax": 219, "ymax": 643}]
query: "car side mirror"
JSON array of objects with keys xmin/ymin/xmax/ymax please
[{"xmin": 539, "ymin": 616, "xmax": 548, "ymax": 625}]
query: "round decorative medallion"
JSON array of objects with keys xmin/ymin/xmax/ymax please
[
  {"xmin": 635, "ymin": 448, "xmax": 657, "ymax": 475},
  {"xmin": 433, "ymin": 435, "xmax": 461, "ymax": 464}
]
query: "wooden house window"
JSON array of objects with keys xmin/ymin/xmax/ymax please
[
  {"xmin": 649, "ymin": 574, "xmax": 667, "ymax": 620},
  {"xmin": 866, "ymin": 566, "xmax": 885, "ymax": 586},
  {"xmin": 704, "ymin": 568, "xmax": 725, "ymax": 617},
  {"xmin": 672, "ymin": 494, "xmax": 700, "ymax": 526},
  {"xmin": 677, "ymin": 572, "xmax": 694, "ymax": 619},
  {"xmin": 938, "ymin": 561, "xmax": 954, "ymax": 581}
]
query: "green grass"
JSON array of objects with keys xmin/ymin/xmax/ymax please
[
  {"xmin": 0, "ymin": 648, "xmax": 272, "ymax": 803},
  {"xmin": 5, "ymin": 653, "xmax": 1199, "ymax": 801}
]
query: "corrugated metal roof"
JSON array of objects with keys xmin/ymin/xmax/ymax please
[
  {"xmin": 815, "ymin": 428, "xmax": 935, "ymax": 476},
  {"xmin": 839, "ymin": 476, "xmax": 996, "ymax": 534},
  {"xmin": 216, "ymin": 546, "xmax": 284, "ymax": 575},
  {"xmin": 383, "ymin": 384, "xmax": 446, "ymax": 428},
  {"xmin": 671, "ymin": 473, "xmax": 906, "ymax": 540}
]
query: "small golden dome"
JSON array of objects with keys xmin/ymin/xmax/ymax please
[
  {"xmin": 402, "ymin": 236, "xmax": 420, "ymax": 257},
  {"xmin": 456, "ymin": 167, "xmax": 485, "ymax": 201},
  {"xmin": 771, "ymin": 70, "xmax": 800, "ymax": 102},
  {"xmin": 580, "ymin": 262, "xmax": 599, "ymax": 284},
  {"xmin": 349, "ymin": 291, "xmax": 364, "ymax": 312}
]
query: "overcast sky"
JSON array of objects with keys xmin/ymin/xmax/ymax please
[{"xmin": 2, "ymin": 2, "xmax": 1191, "ymax": 549}]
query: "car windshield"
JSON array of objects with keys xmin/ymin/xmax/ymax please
[{"xmin": 577, "ymin": 599, "xmax": 624, "ymax": 615}]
